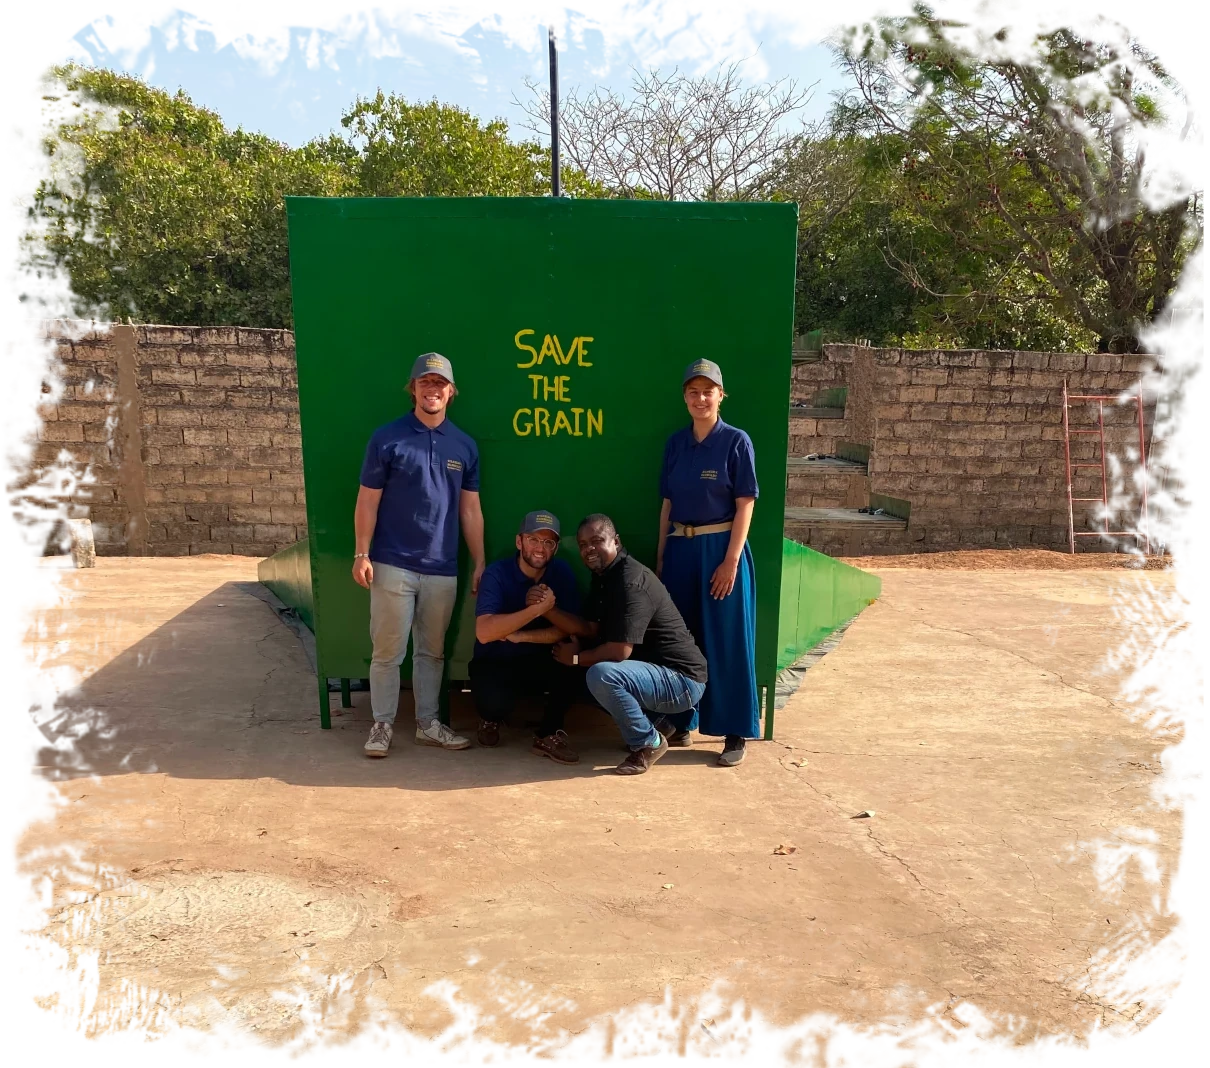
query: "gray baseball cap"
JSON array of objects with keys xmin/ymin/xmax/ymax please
[
  {"xmin": 409, "ymin": 352, "xmax": 455, "ymax": 385},
  {"xmin": 682, "ymin": 358, "xmax": 723, "ymax": 389},
  {"xmin": 519, "ymin": 509, "xmax": 561, "ymax": 537}
]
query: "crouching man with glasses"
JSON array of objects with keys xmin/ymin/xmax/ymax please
[{"xmin": 469, "ymin": 510, "xmax": 584, "ymax": 764}]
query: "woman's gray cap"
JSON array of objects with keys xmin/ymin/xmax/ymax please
[
  {"xmin": 410, "ymin": 352, "xmax": 455, "ymax": 384},
  {"xmin": 682, "ymin": 358, "xmax": 723, "ymax": 389}
]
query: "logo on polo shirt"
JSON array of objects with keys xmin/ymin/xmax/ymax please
[
  {"xmin": 700, "ymin": 469, "xmax": 718, "ymax": 480},
  {"xmin": 446, "ymin": 458, "xmax": 463, "ymax": 472}
]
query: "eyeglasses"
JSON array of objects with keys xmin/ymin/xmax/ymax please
[{"xmin": 523, "ymin": 535, "xmax": 559, "ymax": 550}]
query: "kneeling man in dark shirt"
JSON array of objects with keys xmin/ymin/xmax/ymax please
[
  {"xmin": 471, "ymin": 510, "xmax": 583, "ymax": 764},
  {"xmin": 552, "ymin": 513, "xmax": 708, "ymax": 775}
]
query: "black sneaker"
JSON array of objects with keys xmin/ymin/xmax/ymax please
[
  {"xmin": 655, "ymin": 719, "xmax": 693, "ymax": 747},
  {"xmin": 717, "ymin": 735, "xmax": 746, "ymax": 767}
]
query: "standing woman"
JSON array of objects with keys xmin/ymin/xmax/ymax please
[{"xmin": 656, "ymin": 359, "xmax": 760, "ymax": 766}]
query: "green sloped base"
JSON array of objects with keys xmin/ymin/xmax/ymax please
[
  {"xmin": 258, "ymin": 538, "xmax": 315, "ymax": 633},
  {"xmin": 777, "ymin": 537, "xmax": 881, "ymax": 671}
]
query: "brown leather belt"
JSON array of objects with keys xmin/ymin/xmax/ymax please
[{"xmin": 669, "ymin": 521, "xmax": 733, "ymax": 538}]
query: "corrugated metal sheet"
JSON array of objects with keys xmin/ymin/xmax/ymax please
[{"xmin": 1142, "ymin": 307, "xmax": 1210, "ymax": 551}]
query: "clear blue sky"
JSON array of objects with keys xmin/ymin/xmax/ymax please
[{"xmin": 69, "ymin": 9, "xmax": 852, "ymax": 147}]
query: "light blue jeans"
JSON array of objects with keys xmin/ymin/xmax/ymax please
[
  {"xmin": 586, "ymin": 660, "xmax": 706, "ymax": 750},
  {"xmin": 369, "ymin": 562, "xmax": 458, "ymax": 727}
]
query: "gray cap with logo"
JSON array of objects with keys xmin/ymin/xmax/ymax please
[
  {"xmin": 682, "ymin": 358, "xmax": 724, "ymax": 389},
  {"xmin": 519, "ymin": 510, "xmax": 561, "ymax": 537},
  {"xmin": 409, "ymin": 352, "xmax": 455, "ymax": 385}
]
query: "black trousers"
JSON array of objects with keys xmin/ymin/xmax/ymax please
[{"xmin": 468, "ymin": 653, "xmax": 586, "ymax": 737}]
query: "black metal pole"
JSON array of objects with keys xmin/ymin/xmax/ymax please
[{"xmin": 548, "ymin": 25, "xmax": 561, "ymax": 197}]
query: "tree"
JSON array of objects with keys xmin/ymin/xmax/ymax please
[
  {"xmin": 30, "ymin": 65, "xmax": 350, "ymax": 328},
  {"xmin": 832, "ymin": 6, "xmax": 1202, "ymax": 352},
  {"xmin": 518, "ymin": 64, "xmax": 810, "ymax": 200},
  {"xmin": 341, "ymin": 92, "xmax": 550, "ymax": 197}
]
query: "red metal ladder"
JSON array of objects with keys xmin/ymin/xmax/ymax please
[{"xmin": 1061, "ymin": 380, "xmax": 1150, "ymax": 554}]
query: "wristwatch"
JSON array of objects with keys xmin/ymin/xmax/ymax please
[{"xmin": 572, "ymin": 653, "xmax": 579, "ymax": 666}]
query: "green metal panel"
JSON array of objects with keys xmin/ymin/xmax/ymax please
[
  {"xmin": 257, "ymin": 536, "xmax": 315, "ymax": 632},
  {"xmin": 283, "ymin": 197, "xmax": 799, "ymax": 707},
  {"xmin": 775, "ymin": 537, "xmax": 881, "ymax": 672}
]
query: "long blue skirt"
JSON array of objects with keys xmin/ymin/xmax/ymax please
[{"xmin": 661, "ymin": 530, "xmax": 760, "ymax": 739}]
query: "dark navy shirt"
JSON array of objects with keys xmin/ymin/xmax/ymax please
[
  {"xmin": 359, "ymin": 411, "xmax": 479, "ymax": 577},
  {"xmin": 659, "ymin": 419, "xmax": 759, "ymax": 526},
  {"xmin": 473, "ymin": 555, "xmax": 581, "ymax": 659}
]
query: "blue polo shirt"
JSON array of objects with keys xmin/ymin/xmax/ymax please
[
  {"xmin": 473, "ymin": 555, "xmax": 581, "ymax": 659},
  {"xmin": 659, "ymin": 419, "xmax": 759, "ymax": 526},
  {"xmin": 359, "ymin": 411, "xmax": 480, "ymax": 576}
]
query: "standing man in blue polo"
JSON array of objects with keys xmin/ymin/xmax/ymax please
[{"xmin": 352, "ymin": 353, "xmax": 486, "ymax": 757}]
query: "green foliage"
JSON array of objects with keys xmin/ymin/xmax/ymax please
[{"xmin": 32, "ymin": 65, "xmax": 350, "ymax": 327}]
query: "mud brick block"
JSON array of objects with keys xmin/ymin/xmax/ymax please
[
  {"xmin": 140, "ymin": 425, "xmax": 181, "ymax": 447},
  {"xmin": 147, "ymin": 504, "xmax": 189, "ymax": 524},
  {"xmin": 40, "ymin": 423, "xmax": 85, "ymax": 443},
  {"xmin": 909, "ymin": 403, "xmax": 949, "ymax": 422},
  {"xmin": 54, "ymin": 401, "xmax": 110, "ymax": 423},
  {"xmin": 163, "ymin": 485, "xmax": 209, "ymax": 503},
  {"xmin": 182, "ymin": 427, "xmax": 227, "ymax": 446},
  {"xmin": 983, "ymin": 441, "xmax": 1024, "ymax": 458},
  {"xmin": 940, "ymin": 351, "xmax": 979, "ymax": 367},
  {"xmin": 1048, "ymin": 353, "xmax": 1087, "ymax": 372},
  {"xmin": 248, "ymin": 446, "xmax": 293, "ymax": 467},
  {"xmin": 270, "ymin": 504, "xmax": 308, "ymax": 524},
  {"xmin": 271, "ymin": 390, "xmax": 299, "ymax": 411},
  {"xmin": 202, "ymin": 446, "xmax": 250, "ymax": 466},
  {"xmin": 155, "ymin": 445, "xmax": 204, "ymax": 465},
  {"xmin": 140, "ymin": 326, "xmax": 195, "ymax": 346},
  {"xmin": 950, "ymin": 405, "xmax": 992, "ymax": 423},
  {"xmin": 183, "ymin": 466, "xmax": 230, "ymax": 485},
  {"xmin": 909, "ymin": 369, "xmax": 949, "ymax": 386},
  {"xmin": 1022, "ymin": 441, "xmax": 1056, "ymax": 459},
  {"xmin": 253, "ymin": 410, "xmax": 293, "ymax": 430},
  {"xmin": 239, "ymin": 371, "xmax": 282, "ymax": 388},
  {"xmin": 1009, "ymin": 388, "xmax": 1049, "ymax": 405},
  {"xmin": 1012, "ymin": 352, "xmax": 1048, "ymax": 369},
  {"xmin": 201, "ymin": 409, "xmax": 247, "ymax": 428},
  {"xmin": 184, "ymin": 503, "xmax": 230, "ymax": 523},
  {"xmin": 899, "ymin": 385, "xmax": 936, "ymax": 403},
  {"xmin": 223, "ymin": 350, "xmax": 273, "ymax": 370},
  {"xmin": 228, "ymin": 388, "xmax": 273, "ymax": 409},
  {"xmin": 935, "ymin": 387, "xmax": 975, "ymax": 403},
  {"xmin": 194, "ymin": 327, "xmax": 238, "ymax": 346},
  {"xmin": 877, "ymin": 366, "xmax": 912, "ymax": 386},
  {"xmin": 973, "ymin": 352, "xmax": 1014, "ymax": 369},
  {"xmin": 150, "ymin": 366, "xmax": 197, "ymax": 386},
  {"xmin": 269, "ymin": 430, "xmax": 303, "ymax": 448},
  {"xmin": 1083, "ymin": 354, "xmax": 1121, "ymax": 372},
  {"xmin": 228, "ymin": 468, "xmax": 273, "ymax": 485},
  {"xmin": 227, "ymin": 428, "xmax": 274, "ymax": 447},
  {"xmin": 188, "ymin": 541, "xmax": 235, "ymax": 555},
  {"xmin": 144, "ymin": 465, "xmax": 184, "ymax": 485},
  {"xmin": 251, "ymin": 487, "xmax": 297, "ymax": 504},
  {"xmin": 69, "ymin": 483, "xmax": 117, "ymax": 505},
  {"xmin": 235, "ymin": 328, "xmax": 271, "ymax": 351},
  {"xmin": 998, "ymin": 407, "xmax": 1028, "ymax": 423},
  {"xmin": 207, "ymin": 523, "xmax": 256, "ymax": 541},
  {"xmin": 69, "ymin": 383, "xmax": 114, "ymax": 403},
  {"xmin": 155, "ymin": 407, "xmax": 202, "ymax": 428},
  {"xmin": 178, "ymin": 387, "xmax": 229, "ymax": 407},
  {"xmin": 269, "ymin": 352, "xmax": 298, "ymax": 370},
  {"xmin": 1003, "ymin": 461, "xmax": 1042, "ymax": 476},
  {"xmin": 134, "ymin": 344, "xmax": 185, "ymax": 367},
  {"xmin": 198, "ymin": 485, "xmax": 253, "ymax": 504},
  {"xmin": 197, "ymin": 369, "xmax": 242, "ymax": 387},
  {"xmin": 230, "ymin": 504, "xmax": 274, "ymax": 524},
  {"xmin": 1005, "ymin": 424, "xmax": 1044, "ymax": 440},
  {"xmin": 253, "ymin": 523, "xmax": 297, "ymax": 542},
  {"xmin": 907, "ymin": 440, "xmax": 947, "ymax": 456}
]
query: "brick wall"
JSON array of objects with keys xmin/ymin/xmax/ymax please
[
  {"xmin": 788, "ymin": 345, "xmax": 1157, "ymax": 556},
  {"xmin": 33, "ymin": 321, "xmax": 304, "ymax": 556}
]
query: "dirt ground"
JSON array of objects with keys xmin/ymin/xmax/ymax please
[
  {"xmin": 839, "ymin": 548, "xmax": 1171, "ymax": 571},
  {"xmin": 22, "ymin": 553, "xmax": 1179, "ymax": 1049}
]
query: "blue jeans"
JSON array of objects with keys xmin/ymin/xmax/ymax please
[
  {"xmin": 586, "ymin": 660, "xmax": 706, "ymax": 750},
  {"xmin": 369, "ymin": 563, "xmax": 458, "ymax": 727}
]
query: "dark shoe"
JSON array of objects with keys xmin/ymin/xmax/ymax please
[
  {"xmin": 531, "ymin": 730, "xmax": 579, "ymax": 765},
  {"xmin": 655, "ymin": 719, "xmax": 693, "ymax": 747},
  {"xmin": 477, "ymin": 720, "xmax": 501, "ymax": 747},
  {"xmin": 717, "ymin": 735, "xmax": 746, "ymax": 767},
  {"xmin": 615, "ymin": 734, "xmax": 670, "ymax": 775}
]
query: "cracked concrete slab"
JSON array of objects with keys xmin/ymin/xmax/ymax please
[{"xmin": 21, "ymin": 557, "xmax": 1180, "ymax": 1045}]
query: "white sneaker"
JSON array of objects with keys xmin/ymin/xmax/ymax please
[
  {"xmin": 415, "ymin": 720, "xmax": 470, "ymax": 750},
  {"xmin": 364, "ymin": 722, "xmax": 393, "ymax": 757}
]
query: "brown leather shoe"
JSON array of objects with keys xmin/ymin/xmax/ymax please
[
  {"xmin": 531, "ymin": 730, "xmax": 578, "ymax": 764},
  {"xmin": 614, "ymin": 733, "xmax": 670, "ymax": 775},
  {"xmin": 477, "ymin": 720, "xmax": 501, "ymax": 747}
]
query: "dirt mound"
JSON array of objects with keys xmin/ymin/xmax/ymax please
[{"xmin": 839, "ymin": 548, "xmax": 1170, "ymax": 571}]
